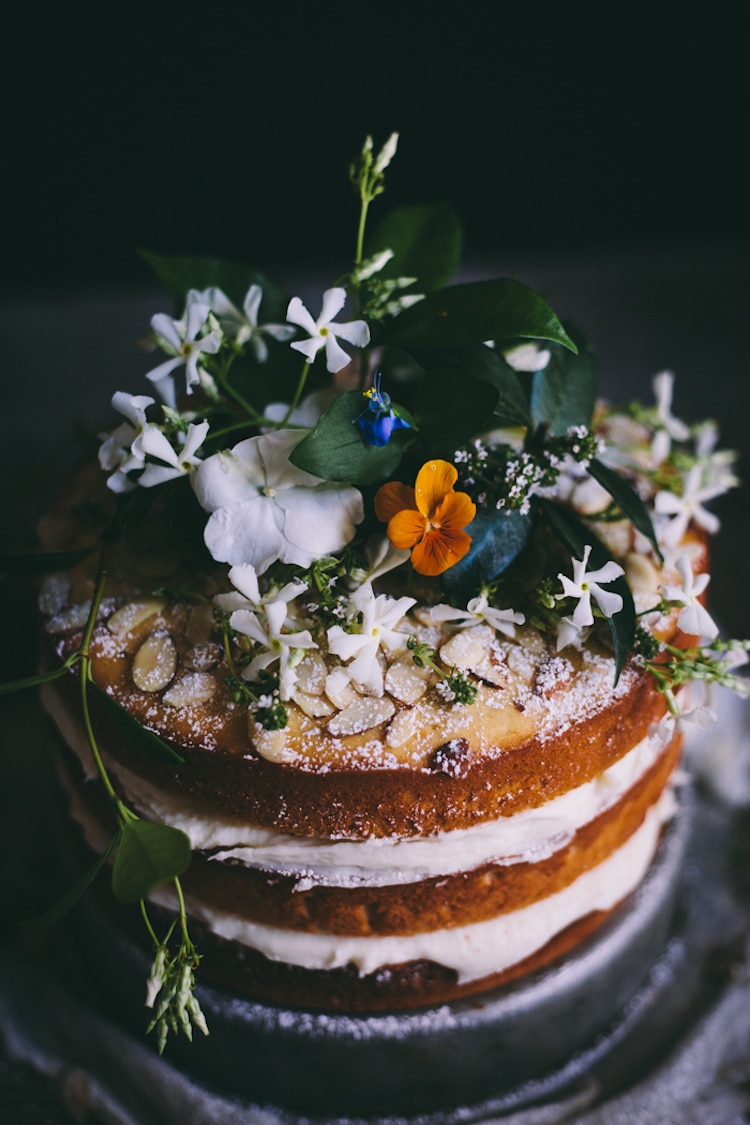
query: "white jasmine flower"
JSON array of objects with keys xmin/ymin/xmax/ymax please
[
  {"xmin": 230, "ymin": 600, "xmax": 316, "ymax": 700},
  {"xmin": 420, "ymin": 592, "xmax": 525, "ymax": 639},
  {"xmin": 327, "ymin": 584, "xmax": 416, "ymax": 695},
  {"xmin": 654, "ymin": 464, "xmax": 724, "ymax": 546},
  {"xmin": 660, "ymin": 553, "xmax": 719, "ymax": 643},
  {"xmin": 137, "ymin": 420, "xmax": 210, "ymax": 488},
  {"xmin": 214, "ymin": 562, "xmax": 307, "ymax": 621},
  {"xmin": 286, "ymin": 287, "xmax": 370, "ymax": 373},
  {"xmin": 98, "ymin": 391, "xmax": 155, "ymax": 493},
  {"xmin": 555, "ymin": 615, "xmax": 590, "ymax": 653},
  {"xmin": 355, "ymin": 249, "xmax": 395, "ymax": 282},
  {"xmin": 653, "ymin": 683, "xmax": 718, "ymax": 743},
  {"xmin": 262, "ymin": 389, "xmax": 334, "ymax": 430},
  {"xmin": 373, "ymin": 131, "xmax": 399, "ymax": 174},
  {"xmin": 347, "ymin": 536, "xmax": 410, "ymax": 589},
  {"xmin": 651, "ymin": 371, "xmax": 690, "ymax": 461},
  {"xmin": 188, "ymin": 284, "xmax": 295, "ymax": 362},
  {"xmin": 193, "ymin": 429, "xmax": 364, "ymax": 573},
  {"xmin": 503, "ymin": 343, "xmax": 551, "ymax": 372},
  {"xmin": 146, "ymin": 301, "xmax": 221, "ymax": 405},
  {"xmin": 556, "ymin": 544, "xmax": 624, "ymax": 627}
]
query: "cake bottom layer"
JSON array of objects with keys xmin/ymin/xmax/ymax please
[{"xmin": 69, "ymin": 790, "xmax": 692, "ymax": 1118}]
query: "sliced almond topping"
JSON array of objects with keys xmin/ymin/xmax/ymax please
[
  {"xmin": 384, "ymin": 656, "xmax": 431, "ymax": 703},
  {"xmin": 295, "ymin": 651, "xmax": 328, "ymax": 695},
  {"xmin": 293, "ymin": 690, "xmax": 335, "ymax": 719},
  {"xmin": 186, "ymin": 603, "xmax": 216, "ymax": 645},
  {"xmin": 385, "ymin": 705, "xmax": 422, "ymax": 748},
  {"xmin": 327, "ymin": 696, "xmax": 395, "ymax": 737},
  {"xmin": 162, "ymin": 672, "xmax": 217, "ymax": 708},
  {"xmin": 131, "ymin": 631, "xmax": 177, "ymax": 692},
  {"xmin": 439, "ymin": 625, "xmax": 493, "ymax": 670},
  {"xmin": 252, "ymin": 724, "xmax": 294, "ymax": 763},
  {"xmin": 184, "ymin": 642, "xmax": 222, "ymax": 671},
  {"xmin": 107, "ymin": 599, "xmax": 165, "ymax": 638},
  {"xmin": 533, "ymin": 655, "xmax": 574, "ymax": 699}
]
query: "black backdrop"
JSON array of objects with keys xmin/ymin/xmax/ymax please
[{"xmin": 3, "ymin": 9, "xmax": 747, "ymax": 292}]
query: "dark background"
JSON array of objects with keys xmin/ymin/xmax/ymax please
[{"xmin": 3, "ymin": 10, "xmax": 747, "ymax": 294}]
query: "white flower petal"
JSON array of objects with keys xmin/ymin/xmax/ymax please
[
  {"xmin": 242, "ymin": 284, "xmax": 263, "ymax": 326},
  {"xmin": 330, "ymin": 318, "xmax": 371, "ymax": 348},
  {"xmin": 291, "ymin": 337, "xmax": 325, "ymax": 364},
  {"xmin": 138, "ymin": 463, "xmax": 183, "ymax": 488},
  {"xmin": 151, "ymin": 313, "xmax": 182, "ymax": 352},
  {"xmin": 319, "ymin": 287, "xmax": 347, "ymax": 325},
  {"xmin": 286, "ymin": 297, "xmax": 318, "ymax": 336},
  {"xmin": 203, "ymin": 498, "xmax": 284, "ymax": 571},
  {"xmin": 323, "ymin": 334, "xmax": 353, "ymax": 373}
]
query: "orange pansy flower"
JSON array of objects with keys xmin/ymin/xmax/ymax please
[{"xmin": 374, "ymin": 460, "xmax": 476, "ymax": 576}]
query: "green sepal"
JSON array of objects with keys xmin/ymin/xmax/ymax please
[
  {"xmin": 530, "ymin": 329, "xmax": 596, "ymax": 435},
  {"xmin": 91, "ymin": 683, "xmax": 184, "ymax": 766},
  {"xmin": 442, "ymin": 508, "xmax": 537, "ymax": 595},
  {"xmin": 20, "ymin": 832, "xmax": 119, "ymax": 928},
  {"xmin": 383, "ymin": 279, "xmax": 578, "ymax": 353},
  {"xmin": 112, "ymin": 819, "xmax": 192, "ymax": 904},
  {"xmin": 365, "ymin": 203, "xmax": 462, "ymax": 292},
  {"xmin": 139, "ymin": 251, "xmax": 289, "ymax": 322},
  {"xmin": 539, "ymin": 500, "xmax": 635, "ymax": 683},
  {"xmin": 588, "ymin": 458, "xmax": 663, "ymax": 560},
  {"xmin": 0, "ymin": 546, "xmax": 97, "ymax": 576},
  {"xmin": 408, "ymin": 345, "xmax": 531, "ymax": 427},
  {"xmin": 289, "ymin": 392, "xmax": 405, "ymax": 485},
  {"xmin": 409, "ymin": 367, "xmax": 499, "ymax": 456}
]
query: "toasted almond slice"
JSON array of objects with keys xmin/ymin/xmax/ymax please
[
  {"xmin": 186, "ymin": 603, "xmax": 216, "ymax": 645},
  {"xmin": 384, "ymin": 656, "xmax": 431, "ymax": 703},
  {"xmin": 293, "ymin": 690, "xmax": 335, "ymax": 719},
  {"xmin": 295, "ymin": 651, "xmax": 328, "ymax": 695},
  {"xmin": 252, "ymin": 724, "xmax": 295, "ymax": 763},
  {"xmin": 185, "ymin": 642, "xmax": 222, "ymax": 672},
  {"xmin": 163, "ymin": 672, "xmax": 217, "ymax": 708},
  {"xmin": 107, "ymin": 599, "xmax": 166, "ymax": 638},
  {"xmin": 440, "ymin": 625, "xmax": 493, "ymax": 670},
  {"xmin": 327, "ymin": 696, "xmax": 395, "ymax": 737},
  {"xmin": 385, "ymin": 705, "xmax": 422, "ymax": 748},
  {"xmin": 132, "ymin": 631, "xmax": 177, "ymax": 692}
]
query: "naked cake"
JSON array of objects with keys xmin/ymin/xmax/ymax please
[{"xmin": 24, "ymin": 135, "xmax": 747, "ymax": 1089}]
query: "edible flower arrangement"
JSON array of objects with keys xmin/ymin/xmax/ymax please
[{"xmin": 4, "ymin": 133, "xmax": 749, "ymax": 1052}]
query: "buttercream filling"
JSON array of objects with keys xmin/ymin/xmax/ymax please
[
  {"xmin": 44, "ymin": 683, "xmax": 671, "ymax": 889},
  {"xmin": 149, "ymin": 793, "xmax": 676, "ymax": 981}
]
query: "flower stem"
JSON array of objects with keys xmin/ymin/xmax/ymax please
[
  {"xmin": 280, "ymin": 362, "xmax": 310, "ymax": 426},
  {"xmin": 79, "ymin": 566, "xmax": 120, "ymax": 807}
]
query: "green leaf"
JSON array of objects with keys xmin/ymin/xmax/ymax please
[
  {"xmin": 442, "ymin": 508, "xmax": 537, "ymax": 594},
  {"xmin": 409, "ymin": 345, "xmax": 531, "ymax": 427},
  {"xmin": 289, "ymin": 392, "xmax": 405, "ymax": 485},
  {"xmin": 0, "ymin": 546, "xmax": 97, "ymax": 576},
  {"xmin": 139, "ymin": 251, "xmax": 289, "ymax": 322},
  {"xmin": 588, "ymin": 459, "xmax": 663, "ymax": 560},
  {"xmin": 530, "ymin": 329, "xmax": 596, "ymax": 435},
  {"xmin": 112, "ymin": 819, "xmax": 191, "ymax": 904},
  {"xmin": 365, "ymin": 204, "xmax": 462, "ymax": 292},
  {"xmin": 21, "ymin": 832, "xmax": 119, "ymax": 928},
  {"xmin": 410, "ymin": 367, "xmax": 499, "ymax": 455},
  {"xmin": 539, "ymin": 500, "xmax": 635, "ymax": 682},
  {"xmin": 91, "ymin": 683, "xmax": 184, "ymax": 766},
  {"xmin": 383, "ymin": 279, "xmax": 578, "ymax": 353}
]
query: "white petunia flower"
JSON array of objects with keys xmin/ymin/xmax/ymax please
[
  {"xmin": 188, "ymin": 284, "xmax": 295, "ymax": 363},
  {"xmin": 659, "ymin": 553, "xmax": 719, "ymax": 643},
  {"xmin": 654, "ymin": 463, "xmax": 724, "ymax": 546},
  {"xmin": 137, "ymin": 420, "xmax": 210, "ymax": 488},
  {"xmin": 419, "ymin": 591, "xmax": 525, "ymax": 639},
  {"xmin": 327, "ymin": 584, "xmax": 416, "ymax": 695},
  {"xmin": 556, "ymin": 544, "xmax": 624, "ymax": 628},
  {"xmin": 230, "ymin": 600, "xmax": 316, "ymax": 701},
  {"xmin": 286, "ymin": 287, "xmax": 370, "ymax": 373},
  {"xmin": 98, "ymin": 391, "xmax": 155, "ymax": 493},
  {"xmin": 193, "ymin": 429, "xmax": 364, "ymax": 574},
  {"xmin": 146, "ymin": 301, "xmax": 221, "ymax": 406}
]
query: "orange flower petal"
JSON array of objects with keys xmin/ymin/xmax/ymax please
[
  {"xmin": 411, "ymin": 527, "xmax": 472, "ymax": 576},
  {"xmin": 414, "ymin": 460, "xmax": 458, "ymax": 519},
  {"xmin": 375, "ymin": 481, "xmax": 416, "ymax": 522},
  {"xmin": 433, "ymin": 490, "xmax": 476, "ymax": 530},
  {"xmin": 387, "ymin": 509, "xmax": 428, "ymax": 550}
]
